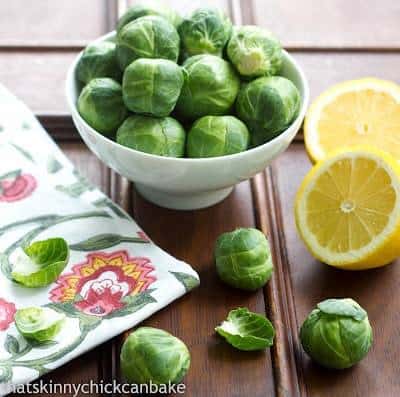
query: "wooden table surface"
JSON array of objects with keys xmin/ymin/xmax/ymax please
[{"xmin": 2, "ymin": 1, "xmax": 399, "ymax": 396}]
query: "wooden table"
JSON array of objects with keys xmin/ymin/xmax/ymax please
[{"xmin": 2, "ymin": 1, "xmax": 399, "ymax": 396}]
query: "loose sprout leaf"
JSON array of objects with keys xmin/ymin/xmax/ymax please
[
  {"xmin": 11, "ymin": 238, "xmax": 69, "ymax": 287},
  {"xmin": 317, "ymin": 298, "xmax": 367, "ymax": 321},
  {"xmin": 215, "ymin": 307, "xmax": 275, "ymax": 351},
  {"xmin": 15, "ymin": 307, "xmax": 65, "ymax": 343}
]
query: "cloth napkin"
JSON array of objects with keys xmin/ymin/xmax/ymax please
[{"xmin": 0, "ymin": 84, "xmax": 199, "ymax": 395}]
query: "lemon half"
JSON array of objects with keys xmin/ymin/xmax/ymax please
[
  {"xmin": 295, "ymin": 147, "xmax": 400, "ymax": 270},
  {"xmin": 304, "ymin": 78, "xmax": 400, "ymax": 162}
]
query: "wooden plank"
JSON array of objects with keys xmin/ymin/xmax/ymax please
[
  {"xmin": 113, "ymin": 182, "xmax": 276, "ymax": 396},
  {"xmin": 0, "ymin": 51, "xmax": 78, "ymax": 114},
  {"xmin": 268, "ymin": 142, "xmax": 400, "ymax": 396},
  {"xmin": 0, "ymin": 0, "xmax": 111, "ymax": 47},
  {"xmin": 251, "ymin": 0, "xmax": 400, "ymax": 49},
  {"xmin": 126, "ymin": 0, "xmax": 230, "ymax": 17}
]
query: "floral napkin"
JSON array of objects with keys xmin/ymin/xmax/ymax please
[{"xmin": 0, "ymin": 84, "xmax": 199, "ymax": 395}]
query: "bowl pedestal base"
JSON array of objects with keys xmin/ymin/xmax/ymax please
[{"xmin": 135, "ymin": 184, "xmax": 234, "ymax": 211}]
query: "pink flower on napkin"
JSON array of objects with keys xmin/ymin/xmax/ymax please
[{"xmin": 0, "ymin": 298, "xmax": 16, "ymax": 331}]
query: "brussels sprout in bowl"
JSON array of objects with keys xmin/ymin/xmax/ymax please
[{"xmin": 66, "ymin": 31, "xmax": 309, "ymax": 210}]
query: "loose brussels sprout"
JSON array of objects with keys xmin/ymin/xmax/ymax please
[
  {"xmin": 116, "ymin": 16, "xmax": 180, "ymax": 70},
  {"xmin": 300, "ymin": 298, "xmax": 373, "ymax": 369},
  {"xmin": 178, "ymin": 8, "xmax": 232, "ymax": 57},
  {"xmin": 176, "ymin": 55, "xmax": 240, "ymax": 120},
  {"xmin": 76, "ymin": 41, "xmax": 121, "ymax": 84},
  {"xmin": 216, "ymin": 308, "xmax": 275, "ymax": 351},
  {"xmin": 236, "ymin": 76, "xmax": 301, "ymax": 146},
  {"xmin": 215, "ymin": 228, "xmax": 273, "ymax": 290},
  {"xmin": 122, "ymin": 58, "xmax": 184, "ymax": 117},
  {"xmin": 117, "ymin": 1, "xmax": 182, "ymax": 33},
  {"xmin": 11, "ymin": 238, "xmax": 69, "ymax": 288},
  {"xmin": 116, "ymin": 115, "xmax": 186, "ymax": 157},
  {"xmin": 227, "ymin": 26, "xmax": 283, "ymax": 78},
  {"xmin": 187, "ymin": 116, "xmax": 249, "ymax": 158},
  {"xmin": 15, "ymin": 307, "xmax": 65, "ymax": 342},
  {"xmin": 120, "ymin": 327, "xmax": 190, "ymax": 385},
  {"xmin": 78, "ymin": 78, "xmax": 128, "ymax": 137}
]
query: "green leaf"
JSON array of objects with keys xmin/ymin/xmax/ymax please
[
  {"xmin": 46, "ymin": 157, "xmax": 63, "ymax": 174},
  {"xmin": 70, "ymin": 233, "xmax": 148, "ymax": 251},
  {"xmin": 317, "ymin": 298, "xmax": 367, "ymax": 321},
  {"xmin": 0, "ymin": 365, "xmax": 12, "ymax": 383},
  {"xmin": 79, "ymin": 314, "xmax": 102, "ymax": 332},
  {"xmin": 28, "ymin": 340, "xmax": 59, "ymax": 349},
  {"xmin": 215, "ymin": 307, "xmax": 275, "ymax": 351},
  {"xmin": 11, "ymin": 238, "xmax": 69, "ymax": 288},
  {"xmin": 10, "ymin": 143, "xmax": 35, "ymax": 163},
  {"xmin": 0, "ymin": 169, "xmax": 21, "ymax": 182},
  {"xmin": 93, "ymin": 198, "xmax": 131, "ymax": 220},
  {"xmin": 4, "ymin": 335, "xmax": 20, "ymax": 355},
  {"xmin": 170, "ymin": 271, "xmax": 200, "ymax": 292},
  {"xmin": 106, "ymin": 290, "xmax": 157, "ymax": 319}
]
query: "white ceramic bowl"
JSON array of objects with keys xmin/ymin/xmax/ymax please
[{"xmin": 66, "ymin": 32, "xmax": 309, "ymax": 210}]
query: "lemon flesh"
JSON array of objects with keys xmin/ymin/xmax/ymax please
[
  {"xmin": 304, "ymin": 78, "xmax": 400, "ymax": 162},
  {"xmin": 295, "ymin": 148, "xmax": 400, "ymax": 270}
]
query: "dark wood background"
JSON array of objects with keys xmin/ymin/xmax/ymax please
[{"xmin": 1, "ymin": 1, "xmax": 399, "ymax": 396}]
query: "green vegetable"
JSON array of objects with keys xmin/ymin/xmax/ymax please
[
  {"xmin": 187, "ymin": 116, "xmax": 249, "ymax": 158},
  {"xmin": 120, "ymin": 327, "xmax": 190, "ymax": 384},
  {"xmin": 76, "ymin": 41, "xmax": 121, "ymax": 84},
  {"xmin": 116, "ymin": 15, "xmax": 180, "ymax": 70},
  {"xmin": 300, "ymin": 298, "xmax": 373, "ymax": 369},
  {"xmin": 216, "ymin": 308, "xmax": 275, "ymax": 351},
  {"xmin": 215, "ymin": 228, "xmax": 273, "ymax": 290},
  {"xmin": 176, "ymin": 54, "xmax": 240, "ymax": 120},
  {"xmin": 178, "ymin": 8, "xmax": 232, "ymax": 57},
  {"xmin": 236, "ymin": 76, "xmax": 301, "ymax": 146},
  {"xmin": 11, "ymin": 238, "xmax": 69, "ymax": 288},
  {"xmin": 116, "ymin": 115, "xmax": 186, "ymax": 157},
  {"xmin": 77, "ymin": 78, "xmax": 128, "ymax": 137},
  {"xmin": 117, "ymin": 1, "xmax": 182, "ymax": 33},
  {"xmin": 15, "ymin": 307, "xmax": 65, "ymax": 342},
  {"xmin": 227, "ymin": 25, "xmax": 282, "ymax": 78},
  {"xmin": 122, "ymin": 58, "xmax": 184, "ymax": 117}
]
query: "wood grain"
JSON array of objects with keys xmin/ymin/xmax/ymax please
[
  {"xmin": 0, "ymin": 0, "xmax": 110, "ymax": 47},
  {"xmin": 270, "ymin": 143, "xmax": 400, "ymax": 397},
  {"xmin": 252, "ymin": 0, "xmax": 400, "ymax": 49}
]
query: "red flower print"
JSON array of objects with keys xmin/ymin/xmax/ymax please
[
  {"xmin": 0, "ymin": 171, "xmax": 37, "ymax": 203},
  {"xmin": 0, "ymin": 298, "xmax": 16, "ymax": 331},
  {"xmin": 50, "ymin": 250, "xmax": 156, "ymax": 317},
  {"xmin": 137, "ymin": 231, "xmax": 150, "ymax": 242}
]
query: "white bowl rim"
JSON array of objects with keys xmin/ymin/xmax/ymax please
[{"xmin": 66, "ymin": 31, "xmax": 310, "ymax": 165}]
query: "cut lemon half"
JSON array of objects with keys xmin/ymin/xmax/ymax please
[
  {"xmin": 295, "ymin": 147, "xmax": 400, "ymax": 270},
  {"xmin": 304, "ymin": 78, "xmax": 400, "ymax": 162}
]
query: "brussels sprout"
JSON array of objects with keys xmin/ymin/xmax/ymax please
[
  {"xmin": 216, "ymin": 308, "xmax": 275, "ymax": 351},
  {"xmin": 15, "ymin": 307, "xmax": 65, "ymax": 342},
  {"xmin": 76, "ymin": 41, "xmax": 121, "ymax": 84},
  {"xmin": 176, "ymin": 55, "xmax": 240, "ymax": 120},
  {"xmin": 122, "ymin": 59, "xmax": 184, "ymax": 117},
  {"xmin": 11, "ymin": 238, "xmax": 69, "ymax": 288},
  {"xmin": 300, "ymin": 298, "xmax": 373, "ymax": 369},
  {"xmin": 120, "ymin": 327, "xmax": 190, "ymax": 385},
  {"xmin": 78, "ymin": 78, "xmax": 128, "ymax": 137},
  {"xmin": 236, "ymin": 76, "xmax": 300, "ymax": 146},
  {"xmin": 215, "ymin": 228, "xmax": 273, "ymax": 290},
  {"xmin": 187, "ymin": 116, "xmax": 249, "ymax": 158},
  {"xmin": 116, "ymin": 16, "xmax": 180, "ymax": 70},
  {"xmin": 227, "ymin": 26, "xmax": 282, "ymax": 78},
  {"xmin": 116, "ymin": 115, "xmax": 185, "ymax": 157},
  {"xmin": 178, "ymin": 8, "xmax": 232, "ymax": 57},
  {"xmin": 117, "ymin": 1, "xmax": 182, "ymax": 33}
]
